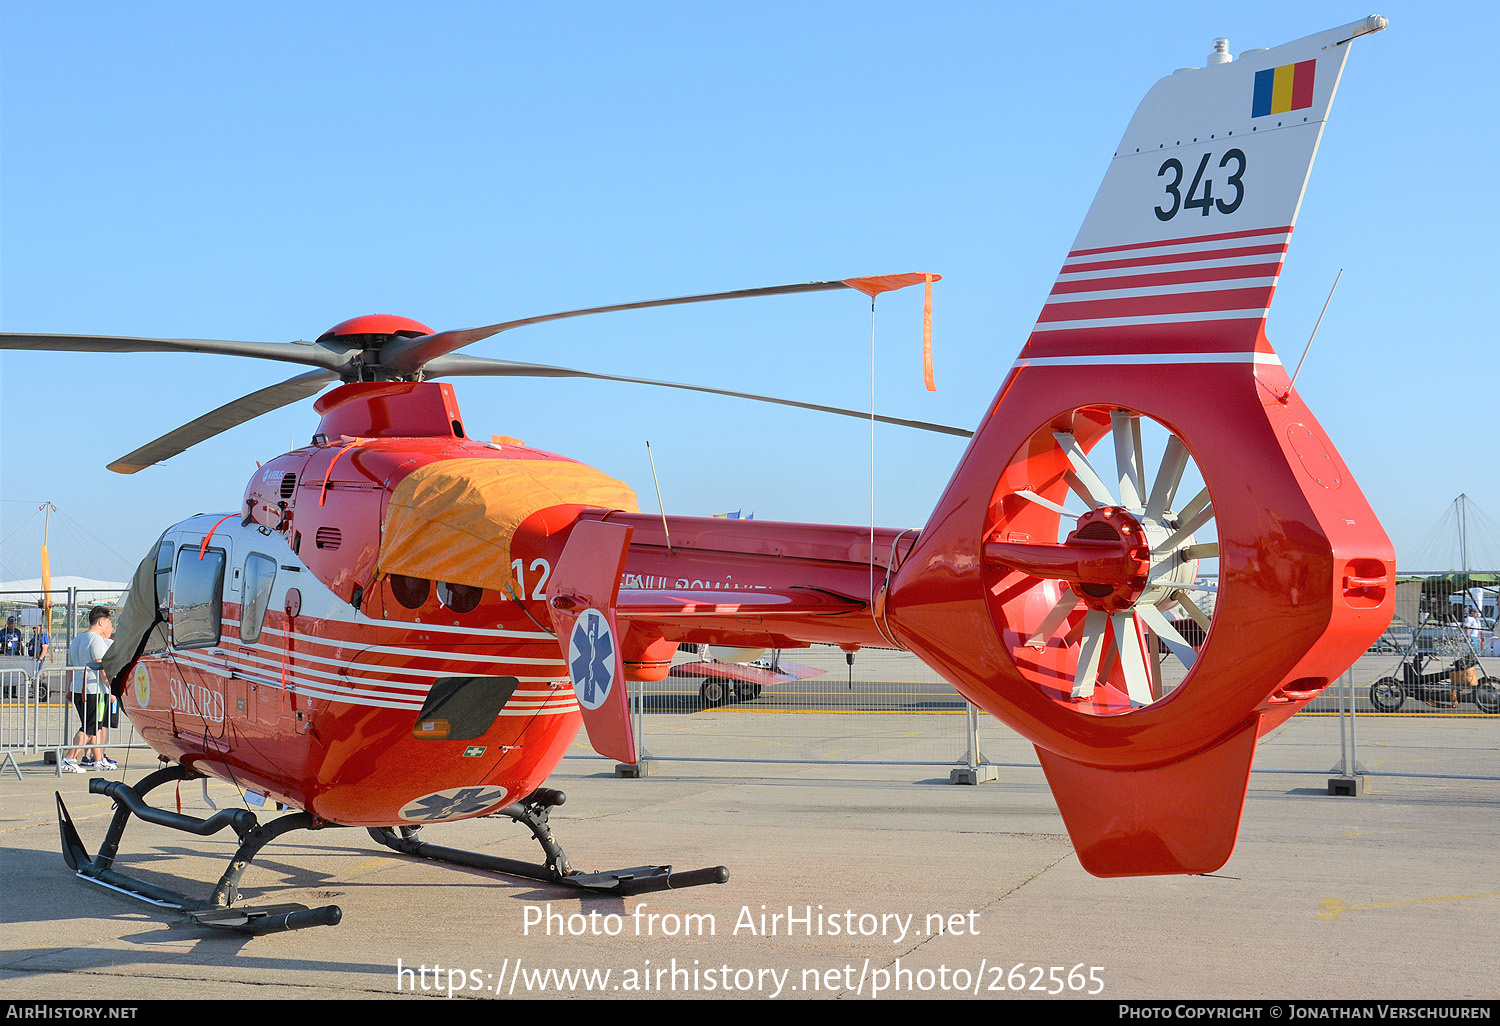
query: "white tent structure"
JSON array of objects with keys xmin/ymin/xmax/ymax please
[{"xmin": 0, "ymin": 576, "xmax": 130, "ymax": 605}]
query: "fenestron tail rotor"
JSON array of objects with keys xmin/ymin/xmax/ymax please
[
  {"xmin": 985, "ymin": 406, "xmax": 1218, "ymax": 713},
  {"xmin": 1, "ymin": 274, "xmax": 961, "ymax": 472}
]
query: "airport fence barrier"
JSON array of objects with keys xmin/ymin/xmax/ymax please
[
  {"xmin": 5, "ymin": 643, "xmax": 1493, "ymax": 787},
  {"xmin": 1, "ymin": 668, "xmax": 41, "ymax": 772},
  {"xmin": 0, "ymin": 666, "xmax": 150, "ymax": 778},
  {"xmin": 565, "ymin": 643, "xmax": 1499, "ymax": 788}
]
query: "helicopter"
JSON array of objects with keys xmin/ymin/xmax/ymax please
[{"xmin": 4, "ymin": 16, "xmax": 1394, "ymax": 933}]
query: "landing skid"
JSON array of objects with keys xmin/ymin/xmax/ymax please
[
  {"xmin": 57, "ymin": 771, "xmax": 726, "ymax": 932},
  {"xmin": 368, "ymin": 787, "xmax": 730, "ymax": 896},
  {"xmin": 55, "ymin": 764, "xmax": 342, "ymax": 934}
]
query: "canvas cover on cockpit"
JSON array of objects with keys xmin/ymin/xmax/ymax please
[
  {"xmin": 102, "ymin": 536, "xmax": 168, "ymax": 693},
  {"xmin": 376, "ymin": 456, "xmax": 639, "ymax": 594}
]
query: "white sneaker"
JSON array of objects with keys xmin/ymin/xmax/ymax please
[
  {"xmin": 94, "ymin": 757, "xmax": 118, "ymax": 771},
  {"xmin": 61, "ymin": 757, "xmax": 85, "ymax": 773}
]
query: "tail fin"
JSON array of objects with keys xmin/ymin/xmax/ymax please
[
  {"xmin": 1023, "ymin": 15, "xmax": 1386, "ymax": 363},
  {"xmin": 887, "ymin": 19, "xmax": 1394, "ymax": 876}
]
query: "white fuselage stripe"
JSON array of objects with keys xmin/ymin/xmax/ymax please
[
  {"xmin": 1013, "ymin": 351, "xmax": 1283, "ymax": 368},
  {"xmin": 1047, "ymin": 276, "xmax": 1279, "ymax": 303},
  {"xmin": 1031, "ymin": 309, "xmax": 1270, "ymax": 331},
  {"xmin": 164, "ymin": 651, "xmax": 577, "ymax": 714},
  {"xmin": 1062, "ymin": 232, "xmax": 1290, "ymax": 263}
]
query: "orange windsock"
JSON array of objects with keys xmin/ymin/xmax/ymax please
[
  {"xmin": 840, "ymin": 272, "xmax": 941, "ymax": 391},
  {"xmin": 922, "ymin": 273, "xmax": 936, "ymax": 391}
]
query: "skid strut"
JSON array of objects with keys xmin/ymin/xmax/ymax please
[
  {"xmin": 56, "ymin": 764, "xmax": 342, "ymax": 933},
  {"xmin": 368, "ymin": 787, "xmax": 729, "ymax": 895}
]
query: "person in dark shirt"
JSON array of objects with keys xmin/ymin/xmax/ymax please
[
  {"xmin": 0, "ymin": 617, "xmax": 23, "ymax": 655},
  {"xmin": 29, "ymin": 624, "xmax": 50, "ymax": 674}
]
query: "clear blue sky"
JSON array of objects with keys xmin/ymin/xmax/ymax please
[{"xmin": 2, "ymin": 2, "xmax": 1493, "ymax": 582}]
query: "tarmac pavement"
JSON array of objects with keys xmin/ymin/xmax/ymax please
[{"xmin": 0, "ymin": 715, "xmax": 1495, "ymax": 1002}]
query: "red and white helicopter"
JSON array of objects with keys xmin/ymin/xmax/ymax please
[{"xmin": 7, "ymin": 16, "xmax": 1394, "ymax": 933}]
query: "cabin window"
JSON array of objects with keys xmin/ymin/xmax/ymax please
[
  {"xmin": 390, "ymin": 574, "xmax": 430, "ymax": 610},
  {"xmin": 437, "ymin": 581, "xmax": 482, "ymax": 614},
  {"xmin": 154, "ymin": 539, "xmax": 174, "ymax": 617},
  {"xmin": 240, "ymin": 553, "xmax": 277, "ymax": 645},
  {"xmin": 412, "ymin": 676, "xmax": 519, "ymax": 741},
  {"xmin": 173, "ymin": 547, "xmax": 226, "ymax": 650}
]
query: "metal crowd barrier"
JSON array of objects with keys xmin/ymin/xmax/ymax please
[
  {"xmin": 4, "ymin": 651, "xmax": 1493, "ymax": 787},
  {"xmin": 0, "ymin": 666, "xmax": 148, "ymax": 778},
  {"xmin": 1, "ymin": 667, "xmax": 41, "ymax": 776},
  {"xmin": 575, "ymin": 645, "xmax": 1499, "ymax": 790}
]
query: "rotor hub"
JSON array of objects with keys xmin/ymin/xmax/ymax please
[
  {"xmin": 317, "ymin": 315, "xmax": 434, "ymax": 343},
  {"xmin": 1068, "ymin": 507, "xmax": 1153, "ymax": 612}
]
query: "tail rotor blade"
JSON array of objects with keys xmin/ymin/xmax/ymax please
[
  {"xmin": 1026, "ymin": 589, "xmax": 1081, "ymax": 649},
  {"xmin": 1144, "ymin": 436, "xmax": 1190, "ymax": 521},
  {"xmin": 1111, "ymin": 411, "xmax": 1144, "ymax": 513},
  {"xmin": 1053, "ymin": 431, "xmax": 1116, "ymax": 510},
  {"xmin": 1071, "ymin": 609, "xmax": 1110, "ymax": 699}
]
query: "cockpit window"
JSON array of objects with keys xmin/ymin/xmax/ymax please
[
  {"xmin": 154, "ymin": 539, "xmax": 174, "ymax": 617},
  {"xmin": 241, "ymin": 553, "xmax": 277, "ymax": 645},
  {"xmin": 173, "ymin": 547, "xmax": 225, "ymax": 650}
]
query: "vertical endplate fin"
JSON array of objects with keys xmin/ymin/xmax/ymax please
[{"xmin": 547, "ymin": 520, "xmax": 636, "ymax": 764}]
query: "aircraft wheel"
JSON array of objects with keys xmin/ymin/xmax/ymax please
[
  {"xmin": 1369, "ymin": 678, "xmax": 1405, "ymax": 713},
  {"xmin": 699, "ymin": 679, "xmax": 728, "ymax": 707},
  {"xmin": 984, "ymin": 407, "xmax": 1216, "ymax": 714},
  {"xmin": 734, "ymin": 683, "xmax": 763, "ymax": 702},
  {"xmin": 1475, "ymin": 678, "xmax": 1500, "ymax": 715},
  {"xmin": 37, "ymin": 682, "xmax": 49, "ymax": 703}
]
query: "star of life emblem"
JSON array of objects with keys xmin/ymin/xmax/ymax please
[
  {"xmin": 568, "ymin": 608, "xmax": 615, "ymax": 711},
  {"xmin": 399, "ymin": 785, "xmax": 511, "ymax": 822}
]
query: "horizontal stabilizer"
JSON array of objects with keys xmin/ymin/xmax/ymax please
[
  {"xmin": 1035, "ymin": 717, "xmax": 1259, "ymax": 876},
  {"xmin": 617, "ymin": 587, "xmax": 865, "ymax": 621}
]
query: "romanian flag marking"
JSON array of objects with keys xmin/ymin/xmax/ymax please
[{"xmin": 1251, "ymin": 59, "xmax": 1316, "ymax": 118}]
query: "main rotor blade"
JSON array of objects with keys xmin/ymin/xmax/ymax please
[
  {"xmin": 108, "ymin": 369, "xmax": 339, "ymax": 474},
  {"xmin": 423, "ymin": 354, "xmax": 973, "ymax": 438},
  {"xmin": 0, "ymin": 332, "xmax": 350, "ymax": 373},
  {"xmin": 378, "ymin": 278, "xmax": 918, "ymax": 375}
]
